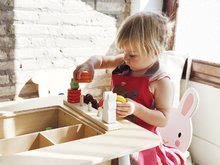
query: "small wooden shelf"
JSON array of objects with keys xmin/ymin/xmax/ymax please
[
  {"xmin": 0, "ymin": 96, "xmax": 160, "ymax": 165},
  {"xmin": 0, "ymin": 106, "xmax": 101, "ymax": 156},
  {"xmin": 0, "ymin": 107, "xmax": 101, "ymax": 139}
]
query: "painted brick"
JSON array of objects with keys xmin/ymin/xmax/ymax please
[
  {"xmin": 96, "ymin": 0, "xmax": 125, "ymax": 14},
  {"xmin": 61, "ymin": 12, "xmax": 116, "ymax": 26},
  {"xmin": 62, "ymin": 0, "xmax": 93, "ymax": 12},
  {"xmin": 11, "ymin": 48, "xmax": 61, "ymax": 59},
  {"xmin": 14, "ymin": 0, "xmax": 62, "ymax": 11},
  {"xmin": 13, "ymin": 24, "xmax": 62, "ymax": 36},
  {"xmin": 15, "ymin": 37, "xmax": 57, "ymax": 49},
  {"xmin": 14, "ymin": 11, "xmax": 62, "ymax": 25}
]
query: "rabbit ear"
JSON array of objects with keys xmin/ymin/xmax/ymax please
[{"xmin": 178, "ymin": 87, "xmax": 199, "ymax": 118}]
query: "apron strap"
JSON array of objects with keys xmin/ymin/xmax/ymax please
[{"xmin": 149, "ymin": 70, "xmax": 170, "ymax": 84}]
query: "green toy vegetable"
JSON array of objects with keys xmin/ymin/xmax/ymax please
[{"xmin": 70, "ymin": 78, "xmax": 79, "ymax": 89}]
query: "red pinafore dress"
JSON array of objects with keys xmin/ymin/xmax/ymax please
[{"xmin": 112, "ymin": 62, "xmax": 185, "ymax": 165}]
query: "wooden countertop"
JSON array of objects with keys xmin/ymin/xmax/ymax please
[{"xmin": 0, "ymin": 96, "xmax": 160, "ymax": 165}]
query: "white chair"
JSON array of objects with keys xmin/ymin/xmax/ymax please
[{"xmin": 157, "ymin": 87, "xmax": 199, "ymax": 162}]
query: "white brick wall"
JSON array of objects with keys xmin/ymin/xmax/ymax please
[{"xmin": 0, "ymin": 0, "xmax": 130, "ymax": 101}]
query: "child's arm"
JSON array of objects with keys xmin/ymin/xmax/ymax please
[
  {"xmin": 73, "ymin": 54, "xmax": 124, "ymax": 80},
  {"xmin": 117, "ymin": 78, "xmax": 173, "ymax": 127},
  {"xmin": 136, "ymin": 78, "xmax": 173, "ymax": 127}
]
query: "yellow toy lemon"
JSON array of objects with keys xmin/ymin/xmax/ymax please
[{"xmin": 116, "ymin": 95, "xmax": 127, "ymax": 103}]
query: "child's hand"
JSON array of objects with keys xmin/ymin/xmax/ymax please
[
  {"xmin": 73, "ymin": 63, "xmax": 94, "ymax": 81},
  {"xmin": 116, "ymin": 98, "xmax": 136, "ymax": 118}
]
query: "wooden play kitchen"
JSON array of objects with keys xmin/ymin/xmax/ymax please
[{"xmin": 0, "ymin": 96, "xmax": 160, "ymax": 165}]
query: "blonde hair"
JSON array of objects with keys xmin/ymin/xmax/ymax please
[{"xmin": 115, "ymin": 12, "xmax": 172, "ymax": 57}]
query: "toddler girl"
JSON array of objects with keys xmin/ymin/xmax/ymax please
[{"xmin": 74, "ymin": 12, "xmax": 185, "ymax": 165}]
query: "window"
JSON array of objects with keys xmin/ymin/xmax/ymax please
[{"xmin": 175, "ymin": 0, "xmax": 220, "ymax": 63}]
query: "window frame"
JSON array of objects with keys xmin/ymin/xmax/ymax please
[{"xmin": 190, "ymin": 60, "xmax": 220, "ymax": 88}]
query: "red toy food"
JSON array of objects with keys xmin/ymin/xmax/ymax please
[
  {"xmin": 67, "ymin": 88, "xmax": 81, "ymax": 103},
  {"xmin": 75, "ymin": 71, "xmax": 92, "ymax": 83},
  {"xmin": 67, "ymin": 79, "xmax": 81, "ymax": 103}
]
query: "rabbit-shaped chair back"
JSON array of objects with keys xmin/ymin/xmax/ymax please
[{"xmin": 157, "ymin": 87, "xmax": 199, "ymax": 153}]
